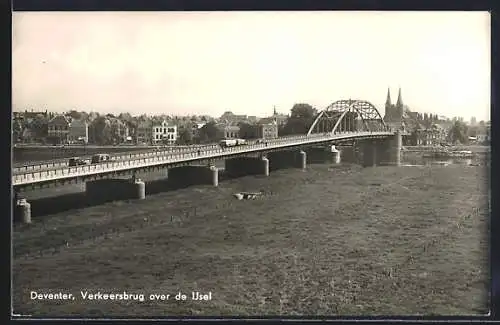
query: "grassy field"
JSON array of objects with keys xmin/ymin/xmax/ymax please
[{"xmin": 12, "ymin": 163, "xmax": 490, "ymax": 317}]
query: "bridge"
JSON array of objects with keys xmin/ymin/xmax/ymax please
[{"xmin": 12, "ymin": 99, "xmax": 403, "ymax": 223}]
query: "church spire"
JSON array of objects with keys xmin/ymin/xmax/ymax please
[
  {"xmin": 273, "ymin": 105, "xmax": 277, "ymax": 116},
  {"xmin": 396, "ymin": 87, "xmax": 403, "ymax": 108},
  {"xmin": 385, "ymin": 87, "xmax": 392, "ymax": 106}
]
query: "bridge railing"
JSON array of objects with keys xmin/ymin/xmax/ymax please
[
  {"xmin": 14, "ymin": 137, "xmax": 315, "ymax": 172},
  {"xmin": 13, "ymin": 135, "xmax": 329, "ymax": 172},
  {"xmin": 12, "ymin": 143, "xmax": 223, "ymax": 173},
  {"xmin": 12, "ymin": 131, "xmax": 393, "ymax": 185}
]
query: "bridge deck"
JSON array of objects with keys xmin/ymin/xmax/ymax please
[{"xmin": 12, "ymin": 132, "xmax": 394, "ymax": 187}]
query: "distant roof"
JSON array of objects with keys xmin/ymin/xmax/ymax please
[
  {"xmin": 258, "ymin": 117, "xmax": 277, "ymax": 124},
  {"xmin": 48, "ymin": 115, "xmax": 70, "ymax": 126}
]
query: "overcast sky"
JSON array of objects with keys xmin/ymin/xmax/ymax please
[{"xmin": 12, "ymin": 11, "xmax": 491, "ymax": 121}]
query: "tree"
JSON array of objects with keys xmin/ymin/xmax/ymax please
[
  {"xmin": 118, "ymin": 112, "xmax": 133, "ymax": 123},
  {"xmin": 290, "ymin": 103, "xmax": 317, "ymax": 119},
  {"xmin": 67, "ymin": 110, "xmax": 82, "ymax": 120},
  {"xmin": 447, "ymin": 120, "xmax": 469, "ymax": 144},
  {"xmin": 12, "ymin": 119, "xmax": 24, "ymax": 142},
  {"xmin": 177, "ymin": 128, "xmax": 193, "ymax": 145},
  {"xmin": 110, "ymin": 118, "xmax": 127, "ymax": 144},
  {"xmin": 282, "ymin": 103, "xmax": 317, "ymax": 135},
  {"xmin": 198, "ymin": 121, "xmax": 219, "ymax": 143},
  {"xmin": 30, "ymin": 114, "xmax": 49, "ymax": 139},
  {"xmin": 91, "ymin": 116, "xmax": 112, "ymax": 145}
]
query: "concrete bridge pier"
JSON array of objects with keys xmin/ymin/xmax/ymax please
[
  {"xmin": 391, "ymin": 130, "xmax": 402, "ymax": 166},
  {"xmin": 168, "ymin": 165, "xmax": 219, "ymax": 188},
  {"xmin": 359, "ymin": 131, "xmax": 402, "ymax": 167},
  {"xmin": 13, "ymin": 193, "xmax": 31, "ymax": 224},
  {"xmin": 376, "ymin": 131, "xmax": 402, "ymax": 166},
  {"xmin": 327, "ymin": 145, "xmax": 341, "ymax": 164},
  {"xmin": 225, "ymin": 157, "xmax": 269, "ymax": 178},
  {"xmin": 85, "ymin": 178, "xmax": 146, "ymax": 204},
  {"xmin": 210, "ymin": 165, "xmax": 219, "ymax": 187},
  {"xmin": 299, "ymin": 150, "xmax": 307, "ymax": 170},
  {"xmin": 261, "ymin": 156, "xmax": 270, "ymax": 176}
]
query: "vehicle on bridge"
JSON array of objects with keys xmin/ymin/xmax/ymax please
[
  {"xmin": 91, "ymin": 154, "xmax": 111, "ymax": 164},
  {"xmin": 68, "ymin": 157, "xmax": 90, "ymax": 167},
  {"xmin": 219, "ymin": 138, "xmax": 247, "ymax": 147}
]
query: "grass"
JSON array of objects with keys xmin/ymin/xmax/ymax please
[{"xmin": 12, "ymin": 163, "xmax": 490, "ymax": 317}]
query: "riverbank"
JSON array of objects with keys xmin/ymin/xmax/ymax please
[
  {"xmin": 13, "ymin": 163, "xmax": 489, "ymax": 316},
  {"xmin": 403, "ymin": 145, "xmax": 490, "ymax": 153}
]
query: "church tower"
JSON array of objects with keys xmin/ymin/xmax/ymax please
[
  {"xmin": 384, "ymin": 87, "xmax": 392, "ymax": 120},
  {"xmin": 396, "ymin": 87, "xmax": 404, "ymax": 118}
]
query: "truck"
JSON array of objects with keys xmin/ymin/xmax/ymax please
[
  {"xmin": 219, "ymin": 138, "xmax": 247, "ymax": 147},
  {"xmin": 68, "ymin": 157, "xmax": 90, "ymax": 166},
  {"xmin": 91, "ymin": 153, "xmax": 111, "ymax": 164}
]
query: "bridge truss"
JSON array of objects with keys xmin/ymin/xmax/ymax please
[{"xmin": 307, "ymin": 99, "xmax": 388, "ymax": 136}]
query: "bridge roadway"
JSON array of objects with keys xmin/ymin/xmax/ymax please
[
  {"xmin": 12, "ymin": 133, "xmax": 357, "ymax": 174},
  {"xmin": 12, "ymin": 144, "xmax": 223, "ymax": 173},
  {"xmin": 12, "ymin": 136, "xmax": 309, "ymax": 173},
  {"xmin": 12, "ymin": 131, "xmax": 393, "ymax": 187}
]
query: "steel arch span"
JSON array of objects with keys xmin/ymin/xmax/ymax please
[{"xmin": 307, "ymin": 99, "xmax": 388, "ymax": 136}]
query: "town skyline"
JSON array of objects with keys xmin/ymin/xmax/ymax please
[{"xmin": 13, "ymin": 11, "xmax": 491, "ymax": 121}]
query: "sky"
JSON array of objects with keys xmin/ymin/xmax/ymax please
[{"xmin": 12, "ymin": 11, "xmax": 491, "ymax": 121}]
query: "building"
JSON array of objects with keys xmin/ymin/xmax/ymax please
[
  {"xmin": 256, "ymin": 108, "xmax": 280, "ymax": 139},
  {"xmin": 136, "ymin": 121, "xmax": 152, "ymax": 144},
  {"xmin": 110, "ymin": 119, "xmax": 129, "ymax": 143},
  {"xmin": 476, "ymin": 134, "xmax": 489, "ymax": 143},
  {"xmin": 383, "ymin": 87, "xmax": 404, "ymax": 131},
  {"xmin": 152, "ymin": 120, "xmax": 178, "ymax": 145},
  {"xmin": 257, "ymin": 122, "xmax": 279, "ymax": 139},
  {"xmin": 220, "ymin": 111, "xmax": 248, "ymax": 124},
  {"xmin": 216, "ymin": 124, "xmax": 240, "ymax": 139},
  {"xmin": 47, "ymin": 115, "xmax": 71, "ymax": 144},
  {"xmin": 68, "ymin": 119, "xmax": 89, "ymax": 143}
]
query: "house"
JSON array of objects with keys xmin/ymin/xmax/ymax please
[
  {"xmin": 410, "ymin": 124, "xmax": 447, "ymax": 146},
  {"xmin": 68, "ymin": 119, "xmax": 89, "ymax": 143},
  {"xmin": 216, "ymin": 124, "xmax": 240, "ymax": 139},
  {"xmin": 135, "ymin": 121, "xmax": 152, "ymax": 144},
  {"xmin": 152, "ymin": 120, "xmax": 177, "ymax": 145},
  {"xmin": 258, "ymin": 123, "xmax": 279, "ymax": 139},
  {"xmin": 477, "ymin": 133, "xmax": 490, "ymax": 144},
  {"xmin": 47, "ymin": 115, "xmax": 71, "ymax": 144},
  {"xmin": 110, "ymin": 119, "xmax": 129, "ymax": 143}
]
